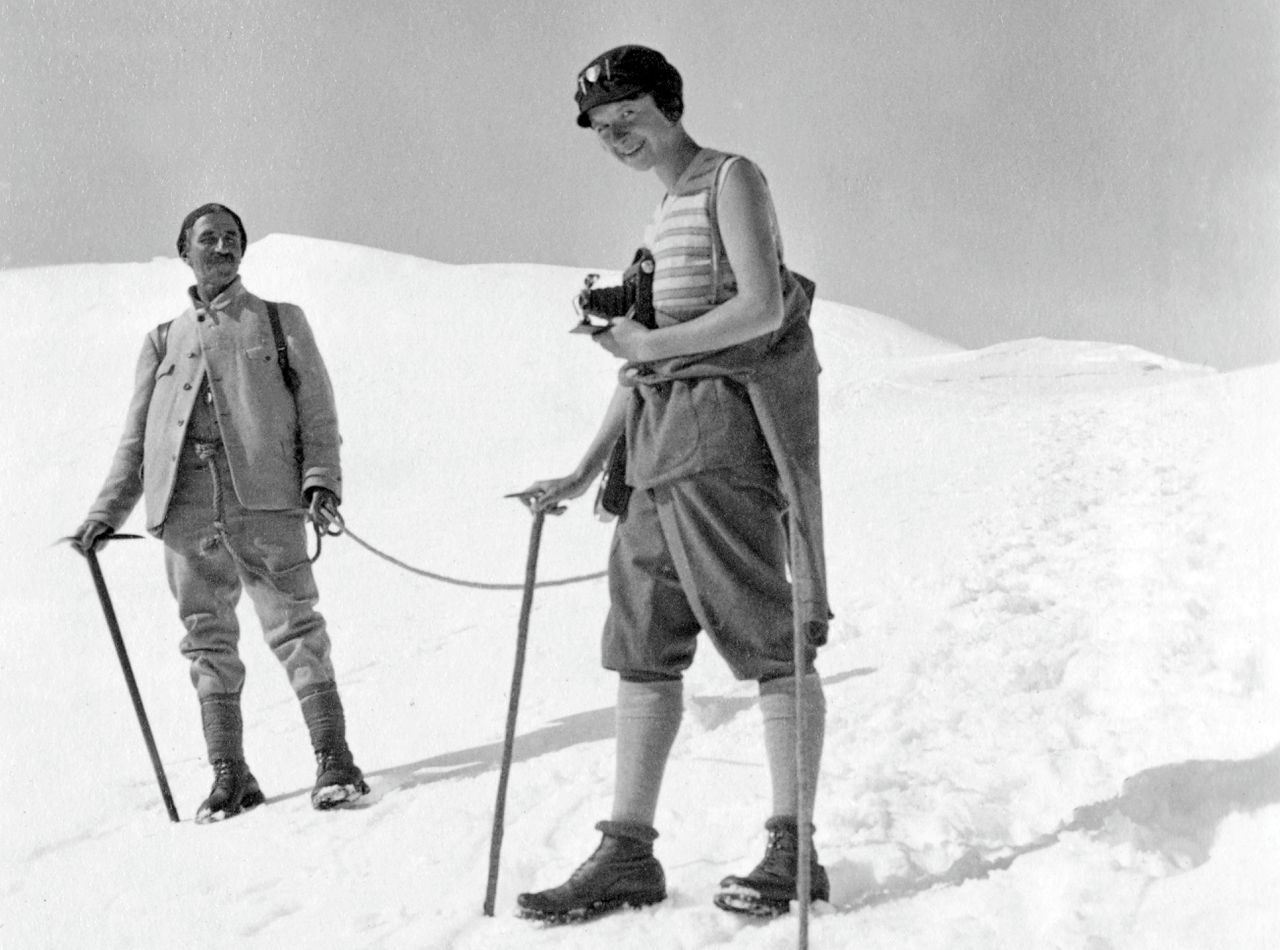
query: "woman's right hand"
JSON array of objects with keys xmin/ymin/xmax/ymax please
[{"xmin": 512, "ymin": 469, "xmax": 597, "ymax": 513}]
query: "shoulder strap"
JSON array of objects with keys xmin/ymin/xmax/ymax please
[
  {"xmin": 707, "ymin": 155, "xmax": 742, "ymax": 303},
  {"xmin": 156, "ymin": 308, "xmax": 300, "ymax": 393},
  {"xmin": 707, "ymin": 158, "xmax": 818, "ymax": 316},
  {"xmin": 265, "ymin": 301, "xmax": 300, "ymax": 394},
  {"xmin": 156, "ymin": 319, "xmax": 173, "ymax": 359}
]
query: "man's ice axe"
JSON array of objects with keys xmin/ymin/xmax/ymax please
[{"xmin": 66, "ymin": 535, "xmax": 180, "ymax": 822}]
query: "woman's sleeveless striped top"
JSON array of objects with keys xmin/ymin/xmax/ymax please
[{"xmin": 642, "ymin": 149, "xmax": 783, "ymax": 325}]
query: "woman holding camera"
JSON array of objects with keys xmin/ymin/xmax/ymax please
[{"xmin": 516, "ymin": 45, "xmax": 830, "ymax": 922}]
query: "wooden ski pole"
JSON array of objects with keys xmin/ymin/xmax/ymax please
[
  {"xmin": 483, "ymin": 507, "xmax": 550, "ymax": 916},
  {"xmin": 82, "ymin": 544, "xmax": 180, "ymax": 823}
]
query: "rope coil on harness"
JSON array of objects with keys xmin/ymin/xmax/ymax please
[
  {"xmin": 324, "ymin": 513, "xmax": 607, "ymax": 591},
  {"xmin": 196, "ymin": 441, "xmax": 309, "ymax": 585}
]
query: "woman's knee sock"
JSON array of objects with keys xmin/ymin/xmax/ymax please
[
  {"xmin": 611, "ymin": 677, "xmax": 683, "ymax": 827},
  {"xmin": 759, "ymin": 673, "xmax": 826, "ymax": 820}
]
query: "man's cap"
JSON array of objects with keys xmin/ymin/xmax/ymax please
[
  {"xmin": 177, "ymin": 203, "xmax": 247, "ymax": 257},
  {"xmin": 574, "ymin": 45, "xmax": 682, "ymax": 128}
]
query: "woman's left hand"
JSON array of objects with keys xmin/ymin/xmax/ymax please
[{"xmin": 593, "ymin": 318, "xmax": 651, "ymax": 362}]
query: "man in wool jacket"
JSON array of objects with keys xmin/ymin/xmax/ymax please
[{"xmin": 72, "ymin": 203, "xmax": 368, "ymax": 822}]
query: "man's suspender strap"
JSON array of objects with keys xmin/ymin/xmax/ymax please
[{"xmin": 155, "ymin": 301, "xmax": 298, "ymax": 394}]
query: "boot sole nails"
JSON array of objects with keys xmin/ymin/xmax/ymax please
[
  {"xmin": 517, "ymin": 895, "xmax": 665, "ymax": 924},
  {"xmin": 195, "ymin": 791, "xmax": 266, "ymax": 825},
  {"xmin": 311, "ymin": 782, "xmax": 370, "ymax": 810},
  {"xmin": 713, "ymin": 886, "xmax": 791, "ymax": 917}
]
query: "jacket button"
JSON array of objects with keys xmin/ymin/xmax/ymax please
[
  {"xmin": 183, "ymin": 383, "xmax": 192, "ymax": 390},
  {"xmin": 177, "ymin": 419, "xmax": 184, "ymax": 426}
]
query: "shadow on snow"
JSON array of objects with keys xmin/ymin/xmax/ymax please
[
  {"xmin": 264, "ymin": 666, "xmax": 877, "ymax": 804},
  {"xmin": 834, "ymin": 743, "xmax": 1280, "ymax": 912}
]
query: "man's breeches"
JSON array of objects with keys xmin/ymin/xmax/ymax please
[
  {"xmin": 603, "ymin": 463, "xmax": 816, "ymax": 681},
  {"xmin": 161, "ymin": 442, "xmax": 335, "ymax": 699}
]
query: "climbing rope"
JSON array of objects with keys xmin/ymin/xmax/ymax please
[
  {"xmin": 331, "ymin": 514, "xmax": 608, "ymax": 591},
  {"xmin": 198, "ymin": 441, "xmax": 312, "ymax": 584}
]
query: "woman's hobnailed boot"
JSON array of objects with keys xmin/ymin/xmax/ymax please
[
  {"xmin": 195, "ymin": 758, "xmax": 266, "ymax": 823},
  {"xmin": 517, "ymin": 821, "xmax": 667, "ymax": 923},
  {"xmin": 714, "ymin": 816, "xmax": 830, "ymax": 916}
]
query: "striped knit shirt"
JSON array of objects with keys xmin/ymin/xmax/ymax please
[{"xmin": 642, "ymin": 149, "xmax": 783, "ymax": 324}]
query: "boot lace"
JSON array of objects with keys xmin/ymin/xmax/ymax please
[
  {"xmin": 752, "ymin": 826, "xmax": 798, "ymax": 880},
  {"xmin": 210, "ymin": 759, "xmax": 242, "ymax": 786},
  {"xmin": 567, "ymin": 839, "xmax": 610, "ymax": 886},
  {"xmin": 315, "ymin": 748, "xmax": 356, "ymax": 778}
]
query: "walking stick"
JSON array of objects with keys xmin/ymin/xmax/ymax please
[
  {"xmin": 75, "ymin": 541, "xmax": 180, "ymax": 823},
  {"xmin": 483, "ymin": 506, "xmax": 551, "ymax": 916}
]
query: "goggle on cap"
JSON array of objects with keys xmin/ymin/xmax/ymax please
[{"xmin": 574, "ymin": 45, "xmax": 682, "ymax": 128}]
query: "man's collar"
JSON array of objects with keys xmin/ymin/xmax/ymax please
[{"xmin": 188, "ymin": 276, "xmax": 245, "ymax": 312}]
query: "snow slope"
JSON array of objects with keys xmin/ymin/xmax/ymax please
[{"xmin": 1, "ymin": 235, "xmax": 1277, "ymax": 949}]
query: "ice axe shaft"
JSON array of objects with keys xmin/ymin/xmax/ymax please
[
  {"xmin": 82, "ymin": 545, "xmax": 180, "ymax": 823},
  {"xmin": 793, "ymin": 607, "xmax": 812, "ymax": 947},
  {"xmin": 786, "ymin": 536, "xmax": 813, "ymax": 947},
  {"xmin": 483, "ymin": 507, "xmax": 550, "ymax": 916}
]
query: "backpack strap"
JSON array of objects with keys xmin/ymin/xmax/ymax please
[
  {"xmin": 264, "ymin": 301, "xmax": 317, "ymax": 556},
  {"xmin": 156, "ymin": 306, "xmax": 297, "ymax": 393},
  {"xmin": 265, "ymin": 301, "xmax": 300, "ymax": 394},
  {"xmin": 156, "ymin": 319, "xmax": 173, "ymax": 359}
]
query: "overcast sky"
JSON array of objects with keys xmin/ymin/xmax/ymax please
[{"xmin": 3, "ymin": 0, "xmax": 1277, "ymax": 370}]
